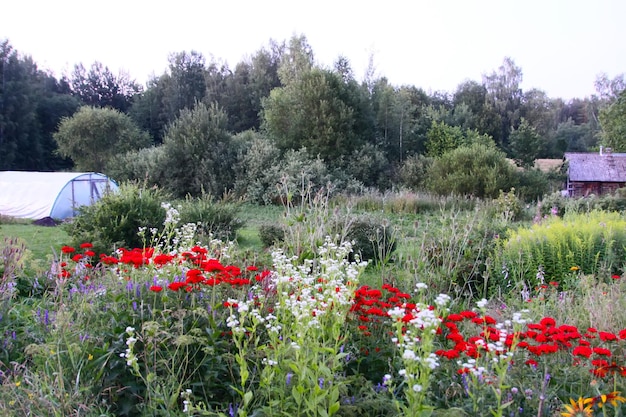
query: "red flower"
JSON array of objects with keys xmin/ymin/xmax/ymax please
[
  {"xmin": 246, "ymin": 265, "xmax": 259, "ymax": 272},
  {"xmin": 446, "ymin": 313, "xmax": 464, "ymax": 322},
  {"xmin": 573, "ymin": 345, "xmax": 593, "ymax": 358},
  {"xmin": 619, "ymin": 329, "xmax": 626, "ymax": 339},
  {"xmin": 79, "ymin": 242, "xmax": 93, "ymax": 249},
  {"xmin": 153, "ymin": 253, "xmax": 174, "ymax": 266},
  {"xmin": 149, "ymin": 285, "xmax": 163, "ymax": 293},
  {"xmin": 540, "ymin": 317, "xmax": 556, "ymax": 328},
  {"xmin": 612, "ymin": 274, "xmax": 621, "ymax": 279},
  {"xmin": 592, "ymin": 347, "xmax": 612, "ymax": 356},
  {"xmin": 72, "ymin": 254, "xmax": 83, "ymax": 262},
  {"xmin": 168, "ymin": 282, "xmax": 187, "ymax": 292},
  {"xmin": 599, "ymin": 331, "xmax": 618, "ymax": 342},
  {"xmin": 61, "ymin": 245, "xmax": 76, "ymax": 254},
  {"xmin": 525, "ymin": 359, "xmax": 538, "ymax": 367},
  {"xmin": 84, "ymin": 250, "xmax": 96, "ymax": 257}
]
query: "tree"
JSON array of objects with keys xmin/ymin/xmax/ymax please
[
  {"xmin": 0, "ymin": 40, "xmax": 43, "ymax": 170},
  {"xmin": 482, "ymin": 57, "xmax": 524, "ymax": 147},
  {"xmin": 599, "ymin": 89, "xmax": 626, "ymax": 151},
  {"xmin": 509, "ymin": 118, "xmax": 542, "ymax": 168},
  {"xmin": 262, "ymin": 67, "xmax": 367, "ymax": 165},
  {"xmin": 70, "ymin": 62, "xmax": 141, "ymax": 112},
  {"xmin": 53, "ymin": 106, "xmax": 151, "ymax": 172},
  {"xmin": 158, "ymin": 102, "xmax": 238, "ymax": 198},
  {"xmin": 277, "ymin": 35, "xmax": 314, "ymax": 85}
]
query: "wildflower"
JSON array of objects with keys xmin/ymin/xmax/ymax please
[
  {"xmin": 560, "ymin": 396, "xmax": 593, "ymax": 417},
  {"xmin": 149, "ymin": 285, "xmax": 163, "ymax": 293},
  {"xmin": 594, "ymin": 391, "xmax": 626, "ymax": 408},
  {"xmin": 570, "ymin": 266, "xmax": 580, "ymax": 271},
  {"xmin": 61, "ymin": 245, "xmax": 76, "ymax": 254}
]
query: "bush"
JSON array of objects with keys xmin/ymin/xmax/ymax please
[
  {"xmin": 425, "ymin": 143, "xmax": 517, "ymax": 199},
  {"xmin": 344, "ymin": 217, "xmax": 397, "ymax": 264},
  {"xmin": 259, "ymin": 224, "xmax": 286, "ymax": 248},
  {"xmin": 490, "ymin": 211, "xmax": 626, "ymax": 294},
  {"xmin": 65, "ymin": 183, "xmax": 168, "ymax": 254},
  {"xmin": 397, "ymin": 154, "xmax": 433, "ymax": 191},
  {"xmin": 178, "ymin": 194, "xmax": 244, "ymax": 242}
]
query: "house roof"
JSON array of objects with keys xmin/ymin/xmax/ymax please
[{"xmin": 565, "ymin": 152, "xmax": 626, "ymax": 182}]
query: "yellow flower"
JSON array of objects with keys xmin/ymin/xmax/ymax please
[
  {"xmin": 88, "ymin": 353, "xmax": 93, "ymax": 361},
  {"xmin": 14, "ymin": 381, "xmax": 21, "ymax": 387},
  {"xmin": 570, "ymin": 266, "xmax": 580, "ymax": 271},
  {"xmin": 561, "ymin": 396, "xmax": 593, "ymax": 417},
  {"xmin": 596, "ymin": 391, "xmax": 626, "ymax": 408}
]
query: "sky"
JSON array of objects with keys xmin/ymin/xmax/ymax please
[{"xmin": 2, "ymin": 0, "xmax": 625, "ymax": 100}]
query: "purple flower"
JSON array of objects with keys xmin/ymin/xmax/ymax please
[{"xmin": 286, "ymin": 372, "xmax": 293, "ymax": 386}]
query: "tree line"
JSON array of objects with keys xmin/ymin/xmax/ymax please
[{"xmin": 1, "ymin": 35, "xmax": 625, "ymax": 200}]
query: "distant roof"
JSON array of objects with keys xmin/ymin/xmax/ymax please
[
  {"xmin": 565, "ymin": 152, "xmax": 626, "ymax": 182},
  {"xmin": 534, "ymin": 159, "xmax": 563, "ymax": 173}
]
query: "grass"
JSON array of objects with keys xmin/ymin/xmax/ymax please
[{"xmin": 1, "ymin": 223, "xmax": 69, "ymax": 261}]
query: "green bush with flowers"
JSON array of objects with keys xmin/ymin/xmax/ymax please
[{"xmin": 2, "ymin": 196, "xmax": 626, "ymax": 417}]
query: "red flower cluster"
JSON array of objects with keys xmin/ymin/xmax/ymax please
[
  {"xmin": 435, "ymin": 310, "xmax": 626, "ymax": 378},
  {"xmin": 349, "ymin": 282, "xmax": 626, "ymax": 378}
]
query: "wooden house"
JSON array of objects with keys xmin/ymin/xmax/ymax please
[{"xmin": 565, "ymin": 149, "xmax": 626, "ymax": 197}]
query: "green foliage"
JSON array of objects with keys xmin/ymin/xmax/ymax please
[
  {"xmin": 262, "ymin": 67, "xmax": 368, "ymax": 165},
  {"xmin": 599, "ymin": 89, "xmax": 626, "ymax": 151},
  {"xmin": 158, "ymin": 102, "xmax": 239, "ymax": 198},
  {"xmin": 491, "ymin": 211, "xmax": 626, "ymax": 294},
  {"xmin": 178, "ymin": 194, "xmax": 244, "ymax": 242},
  {"xmin": 344, "ymin": 217, "xmax": 397, "ymax": 264},
  {"xmin": 344, "ymin": 143, "xmax": 391, "ymax": 189},
  {"xmin": 508, "ymin": 118, "xmax": 543, "ymax": 167},
  {"xmin": 515, "ymin": 168, "xmax": 551, "ymax": 202},
  {"xmin": 492, "ymin": 188, "xmax": 522, "ymax": 222},
  {"xmin": 105, "ymin": 146, "xmax": 165, "ymax": 185},
  {"xmin": 398, "ymin": 154, "xmax": 434, "ymax": 191},
  {"xmin": 425, "ymin": 143, "xmax": 517, "ymax": 199},
  {"xmin": 65, "ymin": 183, "xmax": 168, "ymax": 253},
  {"xmin": 54, "ymin": 106, "xmax": 151, "ymax": 172},
  {"xmin": 425, "ymin": 121, "xmax": 465, "ymax": 157},
  {"xmin": 258, "ymin": 224, "xmax": 285, "ymax": 248},
  {"xmin": 539, "ymin": 190, "xmax": 626, "ymax": 217}
]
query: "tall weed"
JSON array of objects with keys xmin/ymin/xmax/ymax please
[{"xmin": 491, "ymin": 210, "xmax": 626, "ymax": 294}]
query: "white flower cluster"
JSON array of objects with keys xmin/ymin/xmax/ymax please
[
  {"xmin": 119, "ymin": 326, "xmax": 139, "ymax": 369},
  {"xmin": 161, "ymin": 202, "xmax": 181, "ymax": 227}
]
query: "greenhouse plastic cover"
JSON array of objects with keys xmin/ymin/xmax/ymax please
[{"xmin": 0, "ymin": 171, "xmax": 118, "ymax": 220}]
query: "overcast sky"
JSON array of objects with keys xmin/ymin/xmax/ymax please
[{"xmin": 2, "ymin": 0, "xmax": 625, "ymax": 100}]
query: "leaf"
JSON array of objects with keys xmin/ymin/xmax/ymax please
[
  {"xmin": 291, "ymin": 385, "xmax": 303, "ymax": 406},
  {"xmin": 329, "ymin": 401, "xmax": 341, "ymax": 416},
  {"xmin": 243, "ymin": 391, "xmax": 253, "ymax": 406}
]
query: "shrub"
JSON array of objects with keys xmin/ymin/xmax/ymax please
[
  {"xmin": 344, "ymin": 217, "xmax": 397, "ymax": 264},
  {"xmin": 425, "ymin": 143, "xmax": 517, "ymax": 199},
  {"xmin": 65, "ymin": 183, "xmax": 168, "ymax": 254},
  {"xmin": 258, "ymin": 224, "xmax": 285, "ymax": 248},
  {"xmin": 490, "ymin": 210, "xmax": 626, "ymax": 294},
  {"xmin": 397, "ymin": 154, "xmax": 433, "ymax": 191},
  {"xmin": 178, "ymin": 194, "xmax": 244, "ymax": 242}
]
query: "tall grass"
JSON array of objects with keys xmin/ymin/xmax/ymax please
[{"xmin": 492, "ymin": 210, "xmax": 626, "ymax": 294}]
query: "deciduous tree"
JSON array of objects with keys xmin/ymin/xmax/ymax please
[{"xmin": 53, "ymin": 106, "xmax": 151, "ymax": 172}]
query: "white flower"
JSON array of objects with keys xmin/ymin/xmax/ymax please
[
  {"xmin": 412, "ymin": 384, "xmax": 422, "ymax": 392},
  {"xmin": 415, "ymin": 282, "xmax": 428, "ymax": 290},
  {"xmin": 477, "ymin": 298, "xmax": 488, "ymax": 309},
  {"xmin": 402, "ymin": 349, "xmax": 417, "ymax": 361}
]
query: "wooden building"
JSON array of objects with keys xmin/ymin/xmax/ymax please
[{"xmin": 565, "ymin": 149, "xmax": 626, "ymax": 197}]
